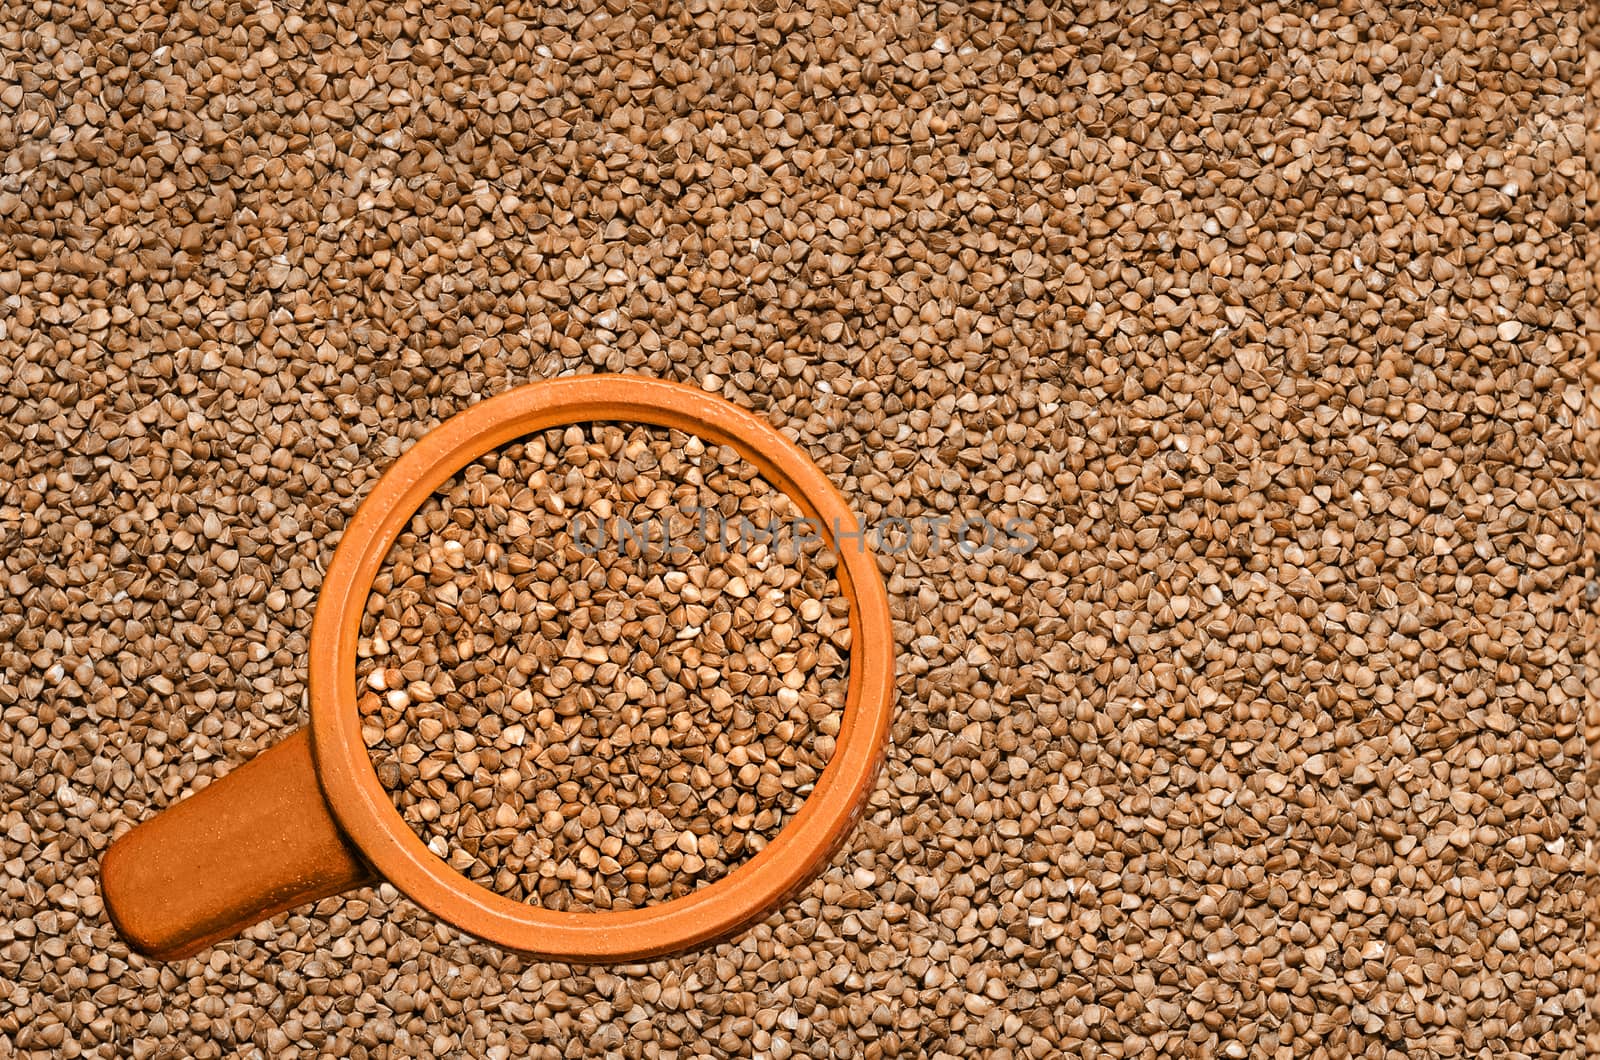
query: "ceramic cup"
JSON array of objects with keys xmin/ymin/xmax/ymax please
[{"xmin": 100, "ymin": 375, "xmax": 895, "ymax": 961}]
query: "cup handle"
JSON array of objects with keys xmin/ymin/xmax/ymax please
[{"xmin": 100, "ymin": 729, "xmax": 375, "ymax": 961}]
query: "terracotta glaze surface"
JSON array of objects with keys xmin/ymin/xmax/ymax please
[{"xmin": 100, "ymin": 376, "xmax": 896, "ymax": 962}]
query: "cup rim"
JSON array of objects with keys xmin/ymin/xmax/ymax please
[{"xmin": 307, "ymin": 374, "xmax": 895, "ymax": 960}]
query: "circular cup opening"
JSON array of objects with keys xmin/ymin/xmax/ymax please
[{"xmin": 308, "ymin": 376, "xmax": 895, "ymax": 960}]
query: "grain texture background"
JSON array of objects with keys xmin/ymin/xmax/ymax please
[
  {"xmin": 0, "ymin": 1, "xmax": 1591, "ymax": 1058},
  {"xmin": 1576, "ymin": 1, "xmax": 1597, "ymax": 1053}
]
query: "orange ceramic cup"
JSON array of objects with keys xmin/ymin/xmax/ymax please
[{"xmin": 100, "ymin": 376, "xmax": 895, "ymax": 962}]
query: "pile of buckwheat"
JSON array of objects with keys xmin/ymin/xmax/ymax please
[
  {"xmin": 355, "ymin": 423, "xmax": 847, "ymax": 911},
  {"xmin": 0, "ymin": 0, "xmax": 1590, "ymax": 1057}
]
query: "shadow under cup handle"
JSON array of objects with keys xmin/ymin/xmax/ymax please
[{"xmin": 100, "ymin": 729, "xmax": 375, "ymax": 961}]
